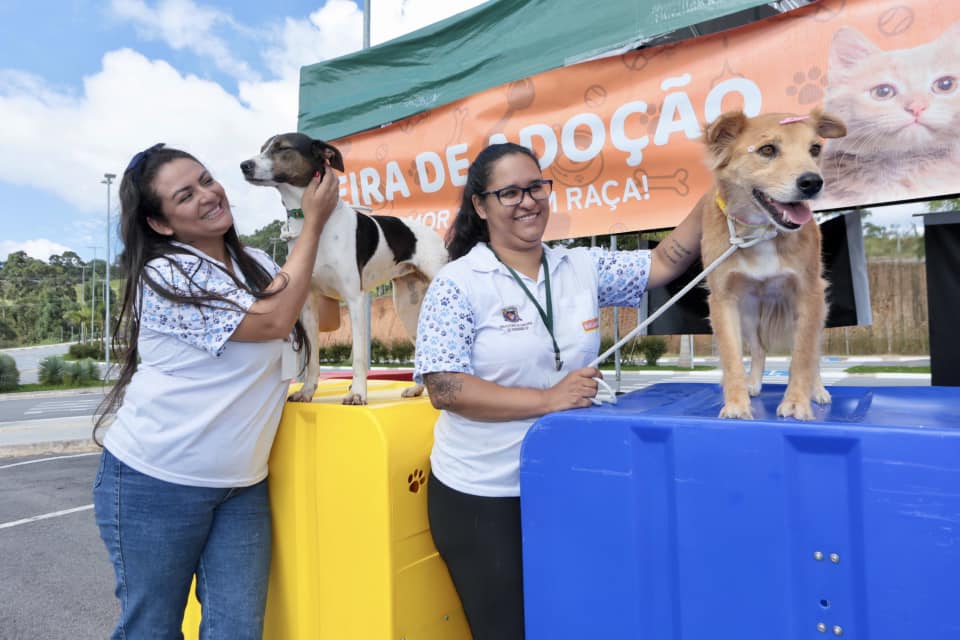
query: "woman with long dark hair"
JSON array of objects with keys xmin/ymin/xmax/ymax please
[
  {"xmin": 415, "ymin": 142, "xmax": 703, "ymax": 639},
  {"xmin": 92, "ymin": 143, "xmax": 339, "ymax": 638}
]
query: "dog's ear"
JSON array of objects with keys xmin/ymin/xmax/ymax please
[
  {"xmin": 312, "ymin": 140, "xmax": 345, "ymax": 172},
  {"xmin": 704, "ymin": 111, "xmax": 748, "ymax": 168},
  {"xmin": 810, "ymin": 109, "xmax": 847, "ymax": 139}
]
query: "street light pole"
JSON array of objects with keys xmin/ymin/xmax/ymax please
[
  {"xmin": 80, "ymin": 264, "xmax": 86, "ymax": 342},
  {"xmin": 363, "ymin": 0, "xmax": 371, "ymax": 48},
  {"xmin": 87, "ymin": 246, "xmax": 97, "ymax": 342},
  {"xmin": 102, "ymin": 173, "xmax": 116, "ymax": 369}
]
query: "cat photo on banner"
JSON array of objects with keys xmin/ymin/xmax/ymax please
[{"xmin": 821, "ymin": 20, "xmax": 960, "ymax": 206}]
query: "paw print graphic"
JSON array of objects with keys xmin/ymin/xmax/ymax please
[
  {"xmin": 786, "ymin": 67, "xmax": 828, "ymax": 105},
  {"xmin": 408, "ymin": 468, "xmax": 426, "ymax": 494},
  {"xmin": 635, "ymin": 102, "xmax": 661, "ymax": 136}
]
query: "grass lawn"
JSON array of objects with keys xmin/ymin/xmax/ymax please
[
  {"xmin": 845, "ymin": 365, "xmax": 931, "ymax": 374},
  {"xmin": 4, "ymin": 380, "xmax": 114, "ymax": 394}
]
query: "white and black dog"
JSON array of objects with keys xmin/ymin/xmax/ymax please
[{"xmin": 241, "ymin": 133, "xmax": 448, "ymax": 404}]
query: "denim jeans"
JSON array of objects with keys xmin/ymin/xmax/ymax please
[{"xmin": 93, "ymin": 449, "xmax": 271, "ymax": 639}]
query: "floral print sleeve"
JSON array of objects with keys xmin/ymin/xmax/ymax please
[
  {"xmin": 413, "ymin": 275, "xmax": 476, "ymax": 383},
  {"xmin": 140, "ymin": 255, "xmax": 257, "ymax": 357},
  {"xmin": 587, "ymin": 247, "xmax": 652, "ymax": 308}
]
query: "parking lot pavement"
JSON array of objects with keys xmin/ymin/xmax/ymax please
[{"xmin": 0, "ymin": 452, "xmax": 116, "ymax": 639}]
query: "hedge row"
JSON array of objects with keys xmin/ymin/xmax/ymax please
[{"xmin": 314, "ymin": 336, "xmax": 669, "ymax": 366}]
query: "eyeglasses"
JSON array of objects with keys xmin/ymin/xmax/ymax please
[
  {"xmin": 479, "ymin": 179, "xmax": 553, "ymax": 206},
  {"xmin": 124, "ymin": 143, "xmax": 165, "ymax": 175}
]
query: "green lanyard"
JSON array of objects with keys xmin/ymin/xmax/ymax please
[{"xmin": 493, "ymin": 249, "xmax": 563, "ymax": 371}]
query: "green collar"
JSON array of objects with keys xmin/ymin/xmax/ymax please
[{"xmin": 287, "ymin": 208, "xmax": 304, "ymax": 219}]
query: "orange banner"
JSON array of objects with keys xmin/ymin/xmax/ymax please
[{"xmin": 332, "ymin": 0, "xmax": 960, "ymax": 240}]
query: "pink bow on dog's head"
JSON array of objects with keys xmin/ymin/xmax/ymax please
[{"xmin": 779, "ymin": 115, "xmax": 809, "ymax": 125}]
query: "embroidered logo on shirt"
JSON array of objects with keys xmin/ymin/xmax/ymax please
[
  {"xmin": 582, "ymin": 317, "xmax": 600, "ymax": 332},
  {"xmin": 502, "ymin": 306, "xmax": 521, "ymax": 323}
]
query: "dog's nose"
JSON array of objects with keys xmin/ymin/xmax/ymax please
[
  {"xmin": 796, "ymin": 172, "xmax": 823, "ymax": 198},
  {"xmin": 240, "ymin": 160, "xmax": 254, "ymax": 177}
]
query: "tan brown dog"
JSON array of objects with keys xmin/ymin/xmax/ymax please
[{"xmin": 697, "ymin": 109, "xmax": 847, "ymax": 420}]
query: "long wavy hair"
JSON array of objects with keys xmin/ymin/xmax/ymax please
[
  {"xmin": 94, "ymin": 145, "xmax": 307, "ymax": 443},
  {"xmin": 445, "ymin": 142, "xmax": 541, "ymax": 260}
]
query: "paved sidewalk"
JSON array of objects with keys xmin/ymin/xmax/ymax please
[
  {"xmin": 0, "ymin": 387, "xmax": 104, "ymax": 458},
  {"xmin": 0, "ymin": 416, "xmax": 100, "ymax": 458}
]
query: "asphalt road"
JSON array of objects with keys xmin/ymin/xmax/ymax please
[{"xmin": 0, "ymin": 452, "xmax": 116, "ymax": 640}]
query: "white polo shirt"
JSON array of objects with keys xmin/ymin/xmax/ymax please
[
  {"xmin": 104, "ymin": 244, "xmax": 293, "ymax": 488},
  {"xmin": 414, "ymin": 243, "xmax": 651, "ymax": 497}
]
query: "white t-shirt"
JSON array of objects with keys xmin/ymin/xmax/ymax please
[
  {"xmin": 104, "ymin": 243, "xmax": 293, "ymax": 488},
  {"xmin": 414, "ymin": 243, "xmax": 651, "ymax": 497}
]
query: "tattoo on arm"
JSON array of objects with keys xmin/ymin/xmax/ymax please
[
  {"xmin": 425, "ymin": 373, "xmax": 463, "ymax": 409},
  {"xmin": 663, "ymin": 238, "xmax": 692, "ymax": 266}
]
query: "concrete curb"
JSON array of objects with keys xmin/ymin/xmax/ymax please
[
  {"xmin": 0, "ymin": 388, "xmax": 108, "ymax": 402},
  {"xmin": 0, "ymin": 438, "xmax": 101, "ymax": 459}
]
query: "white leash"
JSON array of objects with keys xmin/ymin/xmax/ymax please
[{"xmin": 588, "ymin": 215, "xmax": 778, "ymax": 405}]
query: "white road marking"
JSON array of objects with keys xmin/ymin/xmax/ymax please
[
  {"xmin": 0, "ymin": 452, "xmax": 99, "ymax": 470},
  {"xmin": 23, "ymin": 398, "xmax": 102, "ymax": 416},
  {"xmin": 0, "ymin": 504, "xmax": 94, "ymax": 530}
]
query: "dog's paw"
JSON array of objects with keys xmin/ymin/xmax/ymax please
[
  {"xmin": 401, "ymin": 384, "xmax": 425, "ymax": 398},
  {"xmin": 777, "ymin": 398, "xmax": 815, "ymax": 421},
  {"xmin": 342, "ymin": 393, "xmax": 368, "ymax": 405},
  {"xmin": 287, "ymin": 388, "xmax": 316, "ymax": 403},
  {"xmin": 812, "ymin": 384, "xmax": 832, "ymax": 405},
  {"xmin": 719, "ymin": 400, "xmax": 753, "ymax": 420},
  {"xmin": 747, "ymin": 380, "xmax": 762, "ymax": 397}
]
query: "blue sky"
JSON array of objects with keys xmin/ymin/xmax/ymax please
[{"xmin": 0, "ymin": 0, "xmax": 485, "ymax": 262}]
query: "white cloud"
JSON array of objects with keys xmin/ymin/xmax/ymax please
[
  {"xmin": 0, "ymin": 239, "xmax": 72, "ymax": 262},
  {"xmin": 111, "ymin": 0, "xmax": 259, "ymax": 82},
  {"xmin": 263, "ymin": 1, "xmax": 364, "ymax": 81},
  {"xmin": 0, "ymin": 0, "xmax": 490, "ymax": 259},
  {"xmin": 373, "ymin": 0, "xmax": 486, "ymax": 43},
  {"xmin": 0, "ymin": 48, "xmax": 292, "ymax": 240}
]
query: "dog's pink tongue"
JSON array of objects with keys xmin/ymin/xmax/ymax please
[{"xmin": 775, "ymin": 201, "xmax": 813, "ymax": 225}]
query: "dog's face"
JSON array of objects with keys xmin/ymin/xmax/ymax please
[
  {"xmin": 705, "ymin": 110, "xmax": 846, "ymax": 231},
  {"xmin": 240, "ymin": 133, "xmax": 345, "ymax": 188}
]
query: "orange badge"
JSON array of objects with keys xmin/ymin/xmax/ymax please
[{"xmin": 582, "ymin": 317, "xmax": 600, "ymax": 332}]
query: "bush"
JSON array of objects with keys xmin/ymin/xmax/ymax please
[
  {"xmin": 328, "ymin": 342, "xmax": 352, "ymax": 364},
  {"xmin": 0, "ymin": 354, "xmax": 19, "ymax": 391},
  {"xmin": 68, "ymin": 341, "xmax": 104, "ymax": 360},
  {"xmin": 62, "ymin": 358, "xmax": 101, "ymax": 386},
  {"xmin": 316, "ymin": 345, "xmax": 330, "ymax": 363},
  {"xmin": 389, "ymin": 340, "xmax": 414, "ymax": 364},
  {"xmin": 638, "ymin": 336, "xmax": 668, "ymax": 366},
  {"xmin": 370, "ymin": 338, "xmax": 390, "ymax": 363},
  {"xmin": 38, "ymin": 355, "xmax": 66, "ymax": 385}
]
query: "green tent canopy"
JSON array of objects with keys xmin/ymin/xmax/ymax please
[{"xmin": 299, "ymin": 0, "xmax": 796, "ymax": 141}]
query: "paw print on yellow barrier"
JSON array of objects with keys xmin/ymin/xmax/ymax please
[{"xmin": 408, "ymin": 468, "xmax": 426, "ymax": 493}]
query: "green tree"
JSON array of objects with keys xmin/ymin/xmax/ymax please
[
  {"xmin": 928, "ymin": 198, "xmax": 959, "ymax": 213},
  {"xmin": 240, "ymin": 220, "xmax": 288, "ymax": 263}
]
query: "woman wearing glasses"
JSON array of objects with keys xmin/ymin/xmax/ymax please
[
  {"xmin": 92, "ymin": 144, "xmax": 340, "ymax": 638},
  {"xmin": 414, "ymin": 142, "xmax": 702, "ymax": 639}
]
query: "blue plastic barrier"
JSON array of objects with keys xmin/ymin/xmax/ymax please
[{"xmin": 520, "ymin": 383, "xmax": 960, "ymax": 640}]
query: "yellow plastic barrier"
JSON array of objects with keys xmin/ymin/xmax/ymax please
[{"xmin": 183, "ymin": 378, "xmax": 471, "ymax": 639}]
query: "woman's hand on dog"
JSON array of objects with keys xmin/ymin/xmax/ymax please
[
  {"xmin": 543, "ymin": 367, "xmax": 601, "ymax": 411},
  {"xmin": 301, "ymin": 169, "xmax": 340, "ymax": 235}
]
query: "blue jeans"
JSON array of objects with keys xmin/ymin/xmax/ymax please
[{"xmin": 93, "ymin": 449, "xmax": 271, "ymax": 639}]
